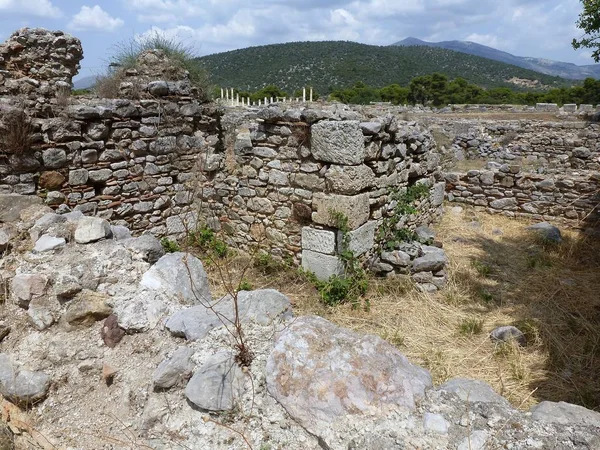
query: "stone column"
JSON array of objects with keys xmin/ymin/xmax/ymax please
[
  {"xmin": 310, "ymin": 88, "xmax": 313, "ymax": 102},
  {"xmin": 303, "ymin": 88, "xmax": 306, "ymax": 102},
  {"xmin": 221, "ymin": 88, "xmax": 224, "ymax": 99},
  {"xmin": 236, "ymin": 93, "xmax": 240, "ymax": 106},
  {"xmin": 225, "ymin": 89, "xmax": 229, "ymax": 100}
]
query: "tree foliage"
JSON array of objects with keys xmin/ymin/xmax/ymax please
[
  {"xmin": 329, "ymin": 74, "xmax": 600, "ymax": 107},
  {"xmin": 573, "ymin": 0, "xmax": 600, "ymax": 62},
  {"xmin": 198, "ymin": 41, "xmax": 569, "ymax": 97}
]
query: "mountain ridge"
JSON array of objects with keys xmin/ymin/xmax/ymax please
[
  {"xmin": 197, "ymin": 41, "xmax": 569, "ymax": 95},
  {"xmin": 393, "ymin": 37, "xmax": 600, "ymax": 80}
]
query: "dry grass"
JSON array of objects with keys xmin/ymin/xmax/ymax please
[
  {"xmin": 0, "ymin": 107, "xmax": 33, "ymax": 155},
  {"xmin": 199, "ymin": 207, "xmax": 600, "ymax": 411}
]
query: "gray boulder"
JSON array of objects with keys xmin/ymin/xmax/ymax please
[
  {"xmin": 526, "ymin": 222, "xmax": 562, "ymax": 243},
  {"xmin": 185, "ymin": 351, "xmax": 246, "ymax": 412},
  {"xmin": 266, "ymin": 316, "xmax": 432, "ymax": 446},
  {"xmin": 381, "ymin": 250, "xmax": 411, "ymax": 267},
  {"xmin": 490, "ymin": 326, "xmax": 526, "ymax": 346},
  {"xmin": 415, "ymin": 225, "xmax": 436, "ymax": 242},
  {"xmin": 74, "ymin": 217, "xmax": 112, "ymax": 244},
  {"xmin": 0, "ymin": 195, "xmax": 43, "ymax": 223},
  {"xmin": 531, "ymin": 401, "xmax": 600, "ymax": 427},
  {"xmin": 111, "ymin": 225, "xmax": 132, "ymax": 241},
  {"xmin": 153, "ymin": 347, "xmax": 194, "ymax": 390},
  {"xmin": 439, "ymin": 378, "xmax": 509, "ymax": 405},
  {"xmin": 0, "ymin": 354, "xmax": 51, "ymax": 406},
  {"xmin": 166, "ymin": 289, "xmax": 292, "ymax": 341},
  {"xmin": 412, "ymin": 251, "xmax": 447, "ymax": 273},
  {"xmin": 140, "ymin": 252, "xmax": 211, "ymax": 304},
  {"xmin": 126, "ymin": 234, "xmax": 165, "ymax": 264},
  {"xmin": 0, "ymin": 229, "xmax": 10, "ymax": 252}
]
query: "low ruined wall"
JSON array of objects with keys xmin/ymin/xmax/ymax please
[
  {"xmin": 445, "ymin": 165, "xmax": 600, "ymax": 224},
  {"xmin": 0, "ymin": 98, "xmax": 222, "ymax": 234},
  {"xmin": 196, "ymin": 105, "xmax": 445, "ymax": 267},
  {"xmin": 435, "ymin": 119, "xmax": 600, "ymax": 173}
]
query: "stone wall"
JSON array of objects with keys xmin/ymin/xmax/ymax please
[
  {"xmin": 0, "ymin": 28, "xmax": 82, "ymax": 98},
  {"xmin": 445, "ymin": 165, "xmax": 600, "ymax": 225},
  {"xmin": 196, "ymin": 104, "xmax": 445, "ymax": 271},
  {"xmin": 448, "ymin": 120, "xmax": 600, "ymax": 173},
  {"xmin": 0, "ymin": 98, "xmax": 222, "ymax": 234}
]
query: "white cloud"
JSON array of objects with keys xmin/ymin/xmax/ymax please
[
  {"xmin": 465, "ymin": 33, "xmax": 500, "ymax": 48},
  {"xmin": 68, "ymin": 5, "xmax": 124, "ymax": 32},
  {"xmin": 0, "ymin": 0, "xmax": 61, "ymax": 18}
]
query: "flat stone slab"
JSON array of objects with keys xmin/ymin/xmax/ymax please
[
  {"xmin": 185, "ymin": 351, "xmax": 246, "ymax": 412},
  {"xmin": 301, "ymin": 250, "xmax": 344, "ymax": 282},
  {"xmin": 166, "ymin": 289, "xmax": 292, "ymax": 341},
  {"xmin": 531, "ymin": 401, "xmax": 600, "ymax": 427},
  {"xmin": 301, "ymin": 227, "xmax": 336, "ymax": 255},
  {"xmin": 153, "ymin": 347, "xmax": 194, "ymax": 390},
  {"xmin": 141, "ymin": 252, "xmax": 211, "ymax": 305},
  {"xmin": 439, "ymin": 378, "xmax": 509, "ymax": 405},
  {"xmin": 0, "ymin": 195, "xmax": 43, "ymax": 223},
  {"xmin": 33, "ymin": 235, "xmax": 66, "ymax": 253},
  {"xmin": 266, "ymin": 316, "xmax": 432, "ymax": 446},
  {"xmin": 74, "ymin": 217, "xmax": 112, "ymax": 244}
]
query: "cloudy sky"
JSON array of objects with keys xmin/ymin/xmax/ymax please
[{"xmin": 0, "ymin": 0, "xmax": 594, "ymax": 81}]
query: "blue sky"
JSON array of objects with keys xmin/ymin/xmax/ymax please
[{"xmin": 0, "ymin": 0, "xmax": 595, "ymax": 81}]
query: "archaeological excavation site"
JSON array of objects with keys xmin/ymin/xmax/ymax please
[{"xmin": 0, "ymin": 27, "xmax": 599, "ymax": 449}]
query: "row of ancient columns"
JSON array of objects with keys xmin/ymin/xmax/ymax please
[{"xmin": 219, "ymin": 87, "xmax": 314, "ymax": 107}]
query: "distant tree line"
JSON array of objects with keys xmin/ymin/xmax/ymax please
[
  {"xmin": 217, "ymin": 74, "xmax": 600, "ymax": 107},
  {"xmin": 329, "ymin": 74, "xmax": 600, "ymax": 106}
]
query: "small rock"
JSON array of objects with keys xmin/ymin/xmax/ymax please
[
  {"xmin": 0, "ymin": 354, "xmax": 50, "ymax": 406},
  {"xmin": 64, "ymin": 291, "xmax": 112, "ymax": 326},
  {"xmin": 0, "ymin": 229, "xmax": 10, "ymax": 252},
  {"xmin": 412, "ymin": 251, "xmax": 447, "ymax": 273},
  {"xmin": 32, "ymin": 235, "xmax": 66, "ymax": 253},
  {"xmin": 185, "ymin": 351, "xmax": 245, "ymax": 412},
  {"xmin": 11, "ymin": 274, "xmax": 48, "ymax": 308},
  {"xmin": 101, "ymin": 314, "xmax": 125, "ymax": 348},
  {"xmin": 0, "ymin": 324, "xmax": 10, "ymax": 342},
  {"xmin": 380, "ymin": 250, "xmax": 411, "ymax": 267},
  {"xmin": 526, "ymin": 222, "xmax": 562, "ymax": 243},
  {"xmin": 439, "ymin": 378, "xmax": 509, "ymax": 405},
  {"xmin": 74, "ymin": 217, "xmax": 112, "ymax": 244},
  {"xmin": 126, "ymin": 234, "xmax": 165, "ymax": 264},
  {"xmin": 153, "ymin": 347, "xmax": 194, "ymax": 390},
  {"xmin": 423, "ymin": 412, "xmax": 449, "ymax": 434},
  {"xmin": 458, "ymin": 430, "xmax": 488, "ymax": 450},
  {"xmin": 141, "ymin": 252, "xmax": 211, "ymax": 305},
  {"xmin": 415, "ymin": 225, "xmax": 436, "ymax": 242},
  {"xmin": 110, "ymin": 225, "xmax": 132, "ymax": 241},
  {"xmin": 490, "ymin": 326, "xmax": 526, "ymax": 346}
]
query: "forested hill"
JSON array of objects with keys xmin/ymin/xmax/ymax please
[{"xmin": 197, "ymin": 41, "xmax": 571, "ymax": 95}]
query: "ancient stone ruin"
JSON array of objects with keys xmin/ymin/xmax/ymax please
[{"xmin": 0, "ymin": 28, "xmax": 599, "ymax": 449}]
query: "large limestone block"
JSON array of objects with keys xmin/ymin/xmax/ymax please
[
  {"xmin": 301, "ymin": 250, "xmax": 344, "ymax": 281},
  {"xmin": 311, "ymin": 120, "xmax": 365, "ymax": 165},
  {"xmin": 337, "ymin": 220, "xmax": 376, "ymax": 256},
  {"xmin": 266, "ymin": 316, "xmax": 432, "ymax": 446},
  {"xmin": 302, "ymin": 227, "xmax": 336, "ymax": 255},
  {"xmin": 312, "ymin": 193, "xmax": 370, "ymax": 230},
  {"xmin": 324, "ymin": 164, "xmax": 375, "ymax": 195}
]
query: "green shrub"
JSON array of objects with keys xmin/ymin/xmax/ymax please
[
  {"xmin": 160, "ymin": 237, "xmax": 180, "ymax": 253},
  {"xmin": 238, "ymin": 279, "xmax": 253, "ymax": 291},
  {"xmin": 459, "ymin": 318, "xmax": 484, "ymax": 335}
]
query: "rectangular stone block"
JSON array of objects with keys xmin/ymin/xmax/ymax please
[
  {"xmin": 337, "ymin": 220, "xmax": 376, "ymax": 257},
  {"xmin": 301, "ymin": 250, "xmax": 344, "ymax": 281},
  {"xmin": 310, "ymin": 120, "xmax": 365, "ymax": 165},
  {"xmin": 563, "ymin": 104, "xmax": 577, "ymax": 113},
  {"xmin": 312, "ymin": 193, "xmax": 370, "ymax": 230},
  {"xmin": 302, "ymin": 227, "xmax": 337, "ymax": 255}
]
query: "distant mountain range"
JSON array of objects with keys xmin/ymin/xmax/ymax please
[
  {"xmin": 393, "ymin": 38, "xmax": 600, "ymax": 80},
  {"xmin": 198, "ymin": 41, "xmax": 569, "ymax": 95},
  {"xmin": 73, "ymin": 75, "xmax": 97, "ymax": 90}
]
